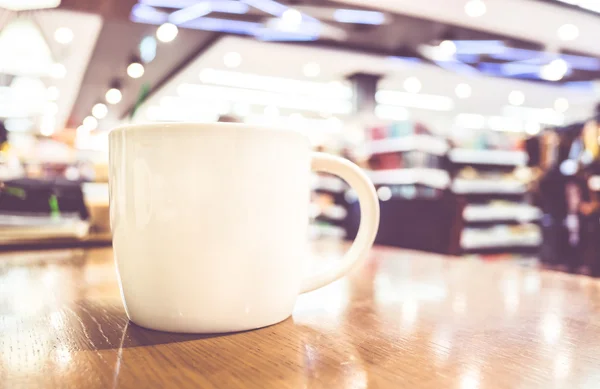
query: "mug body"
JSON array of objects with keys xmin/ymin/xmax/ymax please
[{"xmin": 109, "ymin": 123, "xmax": 311, "ymax": 333}]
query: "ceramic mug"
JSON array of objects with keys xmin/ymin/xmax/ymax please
[{"xmin": 109, "ymin": 122, "xmax": 379, "ymax": 333}]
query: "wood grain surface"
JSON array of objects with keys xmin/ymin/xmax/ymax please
[{"xmin": 1, "ymin": 242, "xmax": 600, "ymax": 388}]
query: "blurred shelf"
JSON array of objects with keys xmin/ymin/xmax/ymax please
[
  {"xmin": 0, "ymin": 217, "xmax": 90, "ymax": 245},
  {"xmin": 452, "ymin": 179, "xmax": 527, "ymax": 194},
  {"xmin": 311, "ymin": 174, "xmax": 346, "ymax": 193},
  {"xmin": 461, "ymin": 239, "xmax": 541, "ymax": 250},
  {"xmin": 82, "ymin": 182, "xmax": 109, "ymax": 205},
  {"xmin": 309, "ymin": 224, "xmax": 346, "ymax": 239},
  {"xmin": 0, "ymin": 213, "xmax": 83, "ymax": 227},
  {"xmin": 463, "ymin": 204, "xmax": 541, "ymax": 222},
  {"xmin": 0, "ymin": 166, "xmax": 23, "ymax": 181},
  {"xmin": 465, "ymin": 219, "xmax": 542, "ymax": 228},
  {"xmin": 0, "ymin": 232, "xmax": 112, "ymax": 251},
  {"xmin": 449, "ymin": 149, "xmax": 528, "ymax": 166},
  {"xmin": 368, "ymin": 168, "xmax": 451, "ymax": 189},
  {"xmin": 462, "ymin": 245, "xmax": 540, "ymax": 255},
  {"xmin": 461, "ymin": 227, "xmax": 541, "ymax": 250},
  {"xmin": 588, "ymin": 175, "xmax": 600, "ymax": 191},
  {"xmin": 367, "ymin": 135, "xmax": 449, "ymax": 156},
  {"xmin": 310, "ymin": 203, "xmax": 347, "ymax": 221}
]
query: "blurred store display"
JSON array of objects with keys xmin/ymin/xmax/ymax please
[
  {"xmin": 310, "ymin": 145, "xmax": 351, "ymax": 240},
  {"xmin": 0, "ymin": 178, "xmax": 90, "ymax": 246},
  {"xmin": 528, "ymin": 109, "xmax": 600, "ymax": 276},
  {"xmin": 1, "ymin": 0, "xmax": 599, "ymax": 267},
  {"xmin": 359, "ymin": 121, "xmax": 461, "ymax": 254},
  {"xmin": 449, "ymin": 128, "xmax": 541, "ymax": 255}
]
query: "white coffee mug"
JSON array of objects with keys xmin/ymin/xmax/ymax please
[{"xmin": 109, "ymin": 123, "xmax": 379, "ymax": 333}]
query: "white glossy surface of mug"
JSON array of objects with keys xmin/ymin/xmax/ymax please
[{"xmin": 109, "ymin": 123, "xmax": 379, "ymax": 333}]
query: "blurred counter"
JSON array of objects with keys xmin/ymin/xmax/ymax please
[{"xmin": 0, "ymin": 180, "xmax": 110, "ymax": 249}]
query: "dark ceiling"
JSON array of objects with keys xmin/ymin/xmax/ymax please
[
  {"xmin": 533, "ymin": 0, "xmax": 600, "ymax": 16},
  {"xmin": 59, "ymin": 0, "xmax": 137, "ymax": 20},
  {"xmin": 66, "ymin": 18, "xmax": 218, "ymax": 129},
  {"xmin": 58, "ymin": 0, "xmax": 219, "ymax": 129},
  {"xmin": 122, "ymin": 0, "xmax": 600, "ymax": 83}
]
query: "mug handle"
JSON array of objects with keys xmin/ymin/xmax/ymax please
[{"xmin": 301, "ymin": 152, "xmax": 380, "ymax": 293}]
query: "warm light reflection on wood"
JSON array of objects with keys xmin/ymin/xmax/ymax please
[{"xmin": 1, "ymin": 242, "xmax": 600, "ymax": 388}]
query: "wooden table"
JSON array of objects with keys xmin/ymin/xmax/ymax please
[{"xmin": 1, "ymin": 242, "xmax": 600, "ymax": 388}]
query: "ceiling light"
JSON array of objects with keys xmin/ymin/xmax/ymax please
[
  {"xmin": 9, "ymin": 78, "xmax": 46, "ymax": 115},
  {"xmin": 50, "ymin": 63, "xmax": 66, "ymax": 79},
  {"xmin": 290, "ymin": 113, "xmax": 304, "ymax": 122},
  {"xmin": 40, "ymin": 114, "xmax": 55, "ymax": 136},
  {"xmin": 210, "ymin": 0, "xmax": 249, "ymax": 14},
  {"xmin": 486, "ymin": 116, "xmax": 523, "ymax": 132},
  {"xmin": 503, "ymin": 106, "xmax": 564, "ymax": 126},
  {"xmin": 264, "ymin": 105, "xmax": 279, "ymax": 116},
  {"xmin": 217, "ymin": 101, "xmax": 231, "ymax": 115},
  {"xmin": 233, "ymin": 102, "xmax": 251, "ymax": 117},
  {"xmin": 455, "ymin": 83, "xmax": 472, "ymax": 99},
  {"xmin": 239, "ymin": 0, "xmax": 287, "ymax": 16},
  {"xmin": 83, "ymin": 116, "xmax": 98, "ymax": 131},
  {"xmin": 580, "ymin": 0, "xmax": 600, "ymax": 12},
  {"xmin": 105, "ymin": 88, "xmax": 122, "ymax": 105},
  {"xmin": 92, "ymin": 103, "xmax": 108, "ymax": 119},
  {"xmin": 0, "ymin": 0, "xmax": 60, "ymax": 11},
  {"xmin": 554, "ymin": 98, "xmax": 569, "ymax": 113},
  {"xmin": 303, "ymin": 62, "xmax": 320, "ymax": 78},
  {"xmin": 439, "ymin": 40, "xmax": 457, "ymax": 57},
  {"xmin": 168, "ymin": 1, "xmax": 211, "ymax": 25},
  {"xmin": 142, "ymin": 104, "xmax": 219, "ymax": 122},
  {"xmin": 44, "ymin": 102, "xmax": 58, "ymax": 115},
  {"xmin": 403, "ymin": 77, "xmax": 422, "ymax": 93},
  {"xmin": 525, "ymin": 121, "xmax": 541, "ymax": 136},
  {"xmin": 46, "ymin": 86, "xmax": 60, "ymax": 101},
  {"xmin": 185, "ymin": 16, "xmax": 288, "ymax": 39},
  {"xmin": 557, "ymin": 24, "xmax": 579, "ymax": 41},
  {"xmin": 156, "ymin": 22, "xmax": 178, "ymax": 43},
  {"xmin": 374, "ymin": 105, "xmax": 410, "ymax": 121},
  {"xmin": 245, "ymin": 115, "xmax": 342, "ymax": 134},
  {"xmin": 131, "ymin": 3, "xmax": 169, "ymax": 25},
  {"xmin": 160, "ymin": 95, "xmax": 228, "ymax": 114},
  {"xmin": 456, "ymin": 113, "xmax": 486, "ymax": 129},
  {"xmin": 377, "ymin": 186, "xmax": 392, "ymax": 201},
  {"xmin": 465, "ymin": 0, "xmax": 487, "ymax": 17},
  {"xmin": 177, "ymin": 84, "xmax": 353, "ymax": 114},
  {"xmin": 281, "ymin": 9, "xmax": 302, "ymax": 26},
  {"xmin": 0, "ymin": 18, "xmax": 54, "ymax": 76},
  {"xmin": 127, "ymin": 62, "xmax": 145, "ymax": 79},
  {"xmin": 327, "ymin": 117, "xmax": 343, "ymax": 130},
  {"xmin": 145, "ymin": 106, "xmax": 160, "ymax": 121},
  {"xmin": 139, "ymin": 36, "xmax": 157, "ymax": 63},
  {"xmin": 53, "ymin": 27, "xmax": 73, "ymax": 44},
  {"xmin": 508, "ymin": 90, "xmax": 525, "ymax": 106},
  {"xmin": 560, "ymin": 159, "xmax": 577, "ymax": 176},
  {"xmin": 549, "ymin": 58, "xmax": 569, "ymax": 75},
  {"xmin": 376, "ymin": 90, "xmax": 454, "ymax": 111},
  {"xmin": 328, "ymin": 81, "xmax": 344, "ymax": 89},
  {"xmin": 540, "ymin": 59, "xmax": 569, "ymax": 81},
  {"xmin": 333, "ymin": 9, "xmax": 386, "ymax": 25},
  {"xmin": 197, "ymin": 68, "xmax": 352, "ymax": 99},
  {"xmin": 223, "ymin": 52, "xmax": 242, "ymax": 68},
  {"xmin": 4, "ymin": 118, "xmax": 33, "ymax": 132}
]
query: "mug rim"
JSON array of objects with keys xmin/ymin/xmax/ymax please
[{"xmin": 109, "ymin": 122, "xmax": 309, "ymax": 143}]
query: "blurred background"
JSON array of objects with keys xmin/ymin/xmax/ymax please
[{"xmin": 1, "ymin": 0, "xmax": 600, "ymax": 274}]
